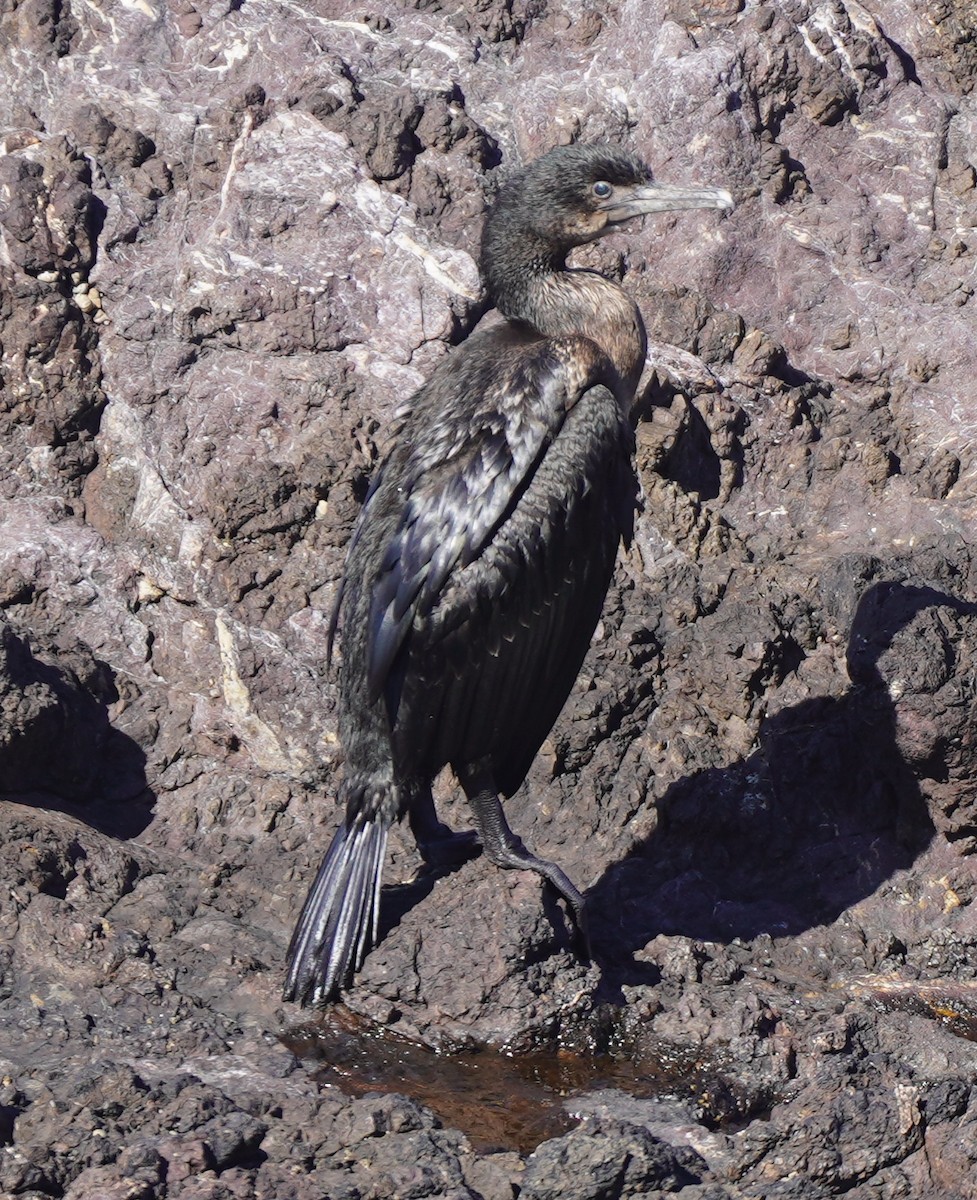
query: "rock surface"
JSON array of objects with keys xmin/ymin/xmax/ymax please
[{"xmin": 2, "ymin": 0, "xmax": 977, "ymax": 1196}]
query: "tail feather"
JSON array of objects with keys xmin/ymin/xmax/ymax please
[{"xmin": 284, "ymin": 813, "xmax": 390, "ymax": 1006}]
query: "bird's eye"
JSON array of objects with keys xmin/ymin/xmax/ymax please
[{"xmin": 592, "ymin": 181, "xmax": 613, "ymax": 199}]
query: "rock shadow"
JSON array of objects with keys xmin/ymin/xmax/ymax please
[
  {"xmin": 0, "ymin": 621, "xmax": 154, "ymax": 839},
  {"xmin": 587, "ymin": 580, "xmax": 973, "ymax": 975}
]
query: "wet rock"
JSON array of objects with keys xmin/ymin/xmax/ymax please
[{"xmin": 2, "ymin": 0, "xmax": 977, "ymax": 1196}]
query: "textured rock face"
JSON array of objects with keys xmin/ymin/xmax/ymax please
[{"xmin": 2, "ymin": 0, "xmax": 977, "ymax": 1196}]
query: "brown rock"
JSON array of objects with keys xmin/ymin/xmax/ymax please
[{"xmin": 2, "ymin": 0, "xmax": 977, "ymax": 1196}]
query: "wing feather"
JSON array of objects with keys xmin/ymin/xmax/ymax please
[
  {"xmin": 390, "ymin": 378, "xmax": 636, "ymax": 788},
  {"xmin": 363, "ymin": 332, "xmax": 611, "ymax": 705}
]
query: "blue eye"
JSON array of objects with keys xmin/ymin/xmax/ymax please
[{"xmin": 592, "ymin": 181, "xmax": 612, "ymax": 198}]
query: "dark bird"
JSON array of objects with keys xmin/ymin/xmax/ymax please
[{"xmin": 284, "ymin": 143, "xmax": 733, "ymax": 1005}]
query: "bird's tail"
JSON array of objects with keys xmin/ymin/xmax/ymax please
[{"xmin": 283, "ymin": 806, "xmax": 390, "ymax": 1006}]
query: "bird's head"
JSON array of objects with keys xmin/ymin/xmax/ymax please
[{"xmin": 481, "ymin": 143, "xmax": 733, "ymax": 281}]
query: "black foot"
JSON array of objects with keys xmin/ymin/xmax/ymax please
[
  {"xmin": 417, "ymin": 826, "xmax": 481, "ymax": 868},
  {"xmin": 458, "ymin": 764, "xmax": 591, "ymax": 956},
  {"xmin": 408, "ymin": 787, "xmax": 481, "ymax": 868},
  {"xmin": 487, "ymin": 836, "xmax": 584, "ymax": 914}
]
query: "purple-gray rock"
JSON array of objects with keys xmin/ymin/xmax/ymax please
[{"xmin": 2, "ymin": 0, "xmax": 977, "ymax": 1196}]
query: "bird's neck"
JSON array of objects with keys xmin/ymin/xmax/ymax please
[{"xmin": 494, "ymin": 259, "xmax": 648, "ymax": 396}]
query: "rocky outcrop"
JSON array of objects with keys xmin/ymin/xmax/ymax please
[{"xmin": 2, "ymin": 0, "xmax": 977, "ymax": 1196}]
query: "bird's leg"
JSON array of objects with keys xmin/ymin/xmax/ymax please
[
  {"xmin": 408, "ymin": 784, "xmax": 479, "ymax": 867},
  {"xmin": 457, "ymin": 765, "xmax": 587, "ymax": 937}
]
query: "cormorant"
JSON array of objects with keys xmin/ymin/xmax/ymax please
[{"xmin": 284, "ymin": 143, "xmax": 733, "ymax": 1005}]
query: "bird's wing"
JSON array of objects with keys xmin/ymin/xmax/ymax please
[
  {"xmin": 326, "ymin": 401, "xmax": 413, "ymax": 662},
  {"xmin": 394, "ymin": 376, "xmax": 636, "ymax": 791},
  {"xmin": 364, "ymin": 337, "xmax": 609, "ymax": 704}
]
